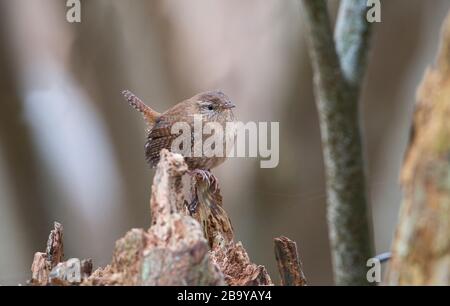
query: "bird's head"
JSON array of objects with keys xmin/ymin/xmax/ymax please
[{"xmin": 194, "ymin": 90, "xmax": 236, "ymax": 123}]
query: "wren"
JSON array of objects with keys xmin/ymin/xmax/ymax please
[
  {"xmin": 122, "ymin": 90, "xmax": 236, "ymax": 171},
  {"xmin": 122, "ymin": 90, "xmax": 236, "ymax": 213}
]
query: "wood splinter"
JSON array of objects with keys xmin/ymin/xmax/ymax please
[
  {"xmin": 274, "ymin": 236, "xmax": 307, "ymax": 286},
  {"xmin": 30, "ymin": 222, "xmax": 93, "ymax": 285}
]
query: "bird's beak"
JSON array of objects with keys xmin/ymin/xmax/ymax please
[{"xmin": 224, "ymin": 102, "xmax": 236, "ymax": 109}]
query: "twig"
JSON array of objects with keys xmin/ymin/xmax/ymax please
[
  {"xmin": 274, "ymin": 236, "xmax": 307, "ymax": 286},
  {"xmin": 335, "ymin": 0, "xmax": 374, "ymax": 89},
  {"xmin": 300, "ymin": 0, "xmax": 374, "ymax": 285}
]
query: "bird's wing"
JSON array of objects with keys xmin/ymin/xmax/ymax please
[
  {"xmin": 145, "ymin": 99, "xmax": 196, "ymax": 167},
  {"xmin": 145, "ymin": 117, "xmax": 180, "ymax": 167}
]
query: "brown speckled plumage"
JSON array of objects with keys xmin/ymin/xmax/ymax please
[{"xmin": 122, "ymin": 90, "xmax": 235, "ymax": 170}]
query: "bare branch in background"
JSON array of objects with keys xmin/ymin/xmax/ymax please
[
  {"xmin": 335, "ymin": 0, "xmax": 374, "ymax": 89},
  {"xmin": 300, "ymin": 0, "xmax": 374, "ymax": 285}
]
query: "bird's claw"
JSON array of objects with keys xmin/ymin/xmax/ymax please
[
  {"xmin": 189, "ymin": 169, "xmax": 220, "ymax": 192},
  {"xmin": 187, "ymin": 169, "xmax": 220, "ymax": 214}
]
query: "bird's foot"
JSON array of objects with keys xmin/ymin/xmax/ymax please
[
  {"xmin": 187, "ymin": 169, "xmax": 221, "ymax": 214},
  {"xmin": 189, "ymin": 169, "xmax": 219, "ymax": 192},
  {"xmin": 187, "ymin": 195, "xmax": 199, "ymax": 215}
]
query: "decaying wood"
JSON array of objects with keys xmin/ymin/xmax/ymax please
[
  {"xmin": 77, "ymin": 150, "xmax": 273, "ymax": 285},
  {"xmin": 30, "ymin": 222, "xmax": 93, "ymax": 285},
  {"xmin": 386, "ymin": 13, "xmax": 450, "ymax": 285},
  {"xmin": 274, "ymin": 236, "xmax": 307, "ymax": 286},
  {"xmin": 210, "ymin": 242, "xmax": 272, "ymax": 286},
  {"xmin": 189, "ymin": 172, "xmax": 234, "ymax": 249},
  {"xmin": 30, "ymin": 150, "xmax": 306, "ymax": 286},
  {"xmin": 83, "ymin": 150, "xmax": 225, "ymax": 285},
  {"xmin": 188, "ymin": 170, "xmax": 272, "ymax": 285},
  {"xmin": 49, "ymin": 258, "xmax": 93, "ymax": 286},
  {"xmin": 30, "ymin": 222, "xmax": 64, "ymax": 285},
  {"xmin": 30, "ymin": 252, "xmax": 49, "ymax": 285},
  {"xmin": 45, "ymin": 222, "xmax": 64, "ymax": 268}
]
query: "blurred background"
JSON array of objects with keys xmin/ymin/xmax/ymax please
[{"xmin": 0, "ymin": 0, "xmax": 448, "ymax": 285}]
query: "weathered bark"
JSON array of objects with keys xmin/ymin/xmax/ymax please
[
  {"xmin": 45, "ymin": 222, "xmax": 64, "ymax": 268},
  {"xmin": 274, "ymin": 236, "xmax": 307, "ymax": 286},
  {"xmin": 30, "ymin": 222, "xmax": 93, "ymax": 286},
  {"xmin": 30, "ymin": 222, "xmax": 64, "ymax": 285},
  {"xmin": 300, "ymin": 0, "xmax": 374, "ymax": 285},
  {"xmin": 31, "ymin": 150, "xmax": 277, "ymax": 286},
  {"xmin": 386, "ymin": 13, "xmax": 450, "ymax": 285},
  {"xmin": 86, "ymin": 150, "xmax": 226, "ymax": 286}
]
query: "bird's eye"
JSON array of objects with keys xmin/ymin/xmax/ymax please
[{"xmin": 207, "ymin": 105, "xmax": 214, "ymax": 111}]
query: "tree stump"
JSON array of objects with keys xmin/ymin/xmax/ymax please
[{"xmin": 30, "ymin": 150, "xmax": 306, "ymax": 286}]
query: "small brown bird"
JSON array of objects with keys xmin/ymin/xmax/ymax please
[
  {"xmin": 122, "ymin": 90, "xmax": 236, "ymax": 213},
  {"xmin": 122, "ymin": 90, "xmax": 236, "ymax": 171}
]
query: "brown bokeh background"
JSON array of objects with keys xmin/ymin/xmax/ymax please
[{"xmin": 0, "ymin": 0, "xmax": 448, "ymax": 285}]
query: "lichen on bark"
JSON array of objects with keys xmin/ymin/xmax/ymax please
[{"xmin": 386, "ymin": 13, "xmax": 450, "ymax": 285}]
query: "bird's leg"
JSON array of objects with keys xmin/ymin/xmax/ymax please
[
  {"xmin": 187, "ymin": 186, "xmax": 199, "ymax": 215},
  {"xmin": 187, "ymin": 169, "xmax": 219, "ymax": 214},
  {"xmin": 186, "ymin": 169, "xmax": 205, "ymax": 214}
]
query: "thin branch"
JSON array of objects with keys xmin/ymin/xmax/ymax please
[
  {"xmin": 335, "ymin": 0, "xmax": 374, "ymax": 89},
  {"xmin": 300, "ymin": 0, "xmax": 345, "ymax": 98},
  {"xmin": 274, "ymin": 236, "xmax": 307, "ymax": 286},
  {"xmin": 300, "ymin": 0, "xmax": 374, "ymax": 285}
]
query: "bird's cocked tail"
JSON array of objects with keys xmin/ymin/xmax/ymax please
[{"xmin": 121, "ymin": 90, "xmax": 160, "ymax": 126}]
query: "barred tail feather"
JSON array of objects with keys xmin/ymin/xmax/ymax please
[{"xmin": 121, "ymin": 90, "xmax": 160, "ymax": 125}]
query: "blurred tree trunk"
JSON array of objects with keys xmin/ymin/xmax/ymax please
[{"xmin": 386, "ymin": 12, "xmax": 450, "ymax": 285}]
